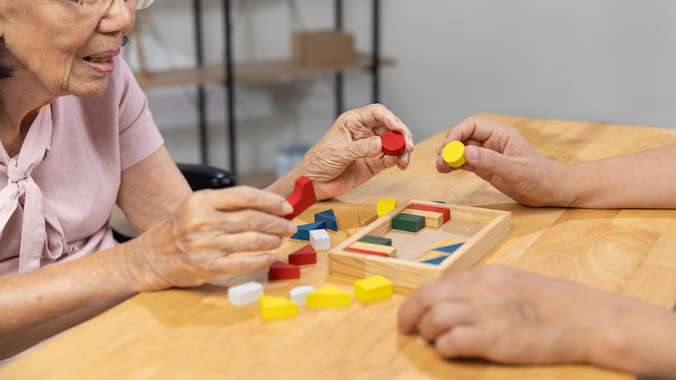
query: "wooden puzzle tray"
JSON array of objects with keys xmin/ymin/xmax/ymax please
[{"xmin": 329, "ymin": 200, "xmax": 511, "ymax": 289}]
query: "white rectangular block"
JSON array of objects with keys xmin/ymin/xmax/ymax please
[
  {"xmin": 227, "ymin": 281, "xmax": 264, "ymax": 307},
  {"xmin": 290, "ymin": 285, "xmax": 316, "ymax": 306},
  {"xmin": 309, "ymin": 229, "xmax": 331, "ymax": 250}
]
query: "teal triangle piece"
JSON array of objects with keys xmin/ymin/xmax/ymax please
[
  {"xmin": 421, "ymin": 255, "xmax": 450, "ymax": 265},
  {"xmin": 432, "ymin": 243, "xmax": 464, "ymax": 254}
]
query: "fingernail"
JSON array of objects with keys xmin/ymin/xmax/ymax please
[
  {"xmin": 282, "ymin": 202, "xmax": 294, "ymax": 214},
  {"xmin": 370, "ymin": 136, "xmax": 380, "ymax": 151},
  {"xmin": 465, "ymin": 146, "xmax": 478, "ymax": 161}
]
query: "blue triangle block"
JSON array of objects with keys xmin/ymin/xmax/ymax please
[
  {"xmin": 314, "ymin": 209, "xmax": 337, "ymax": 231},
  {"xmin": 291, "ymin": 221, "xmax": 327, "ymax": 240},
  {"xmin": 432, "ymin": 242, "xmax": 464, "ymax": 254},
  {"xmin": 421, "ymin": 255, "xmax": 450, "ymax": 265}
]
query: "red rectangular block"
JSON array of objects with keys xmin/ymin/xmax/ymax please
[
  {"xmin": 408, "ymin": 204, "xmax": 450, "ymax": 223},
  {"xmin": 344, "ymin": 247, "xmax": 389, "ymax": 257},
  {"xmin": 269, "ymin": 261, "xmax": 301, "ymax": 280}
]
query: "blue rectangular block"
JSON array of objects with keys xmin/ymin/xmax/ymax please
[{"xmin": 291, "ymin": 221, "xmax": 326, "ymax": 240}]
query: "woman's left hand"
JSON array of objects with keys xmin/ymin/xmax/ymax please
[{"xmin": 295, "ymin": 104, "xmax": 414, "ymax": 200}]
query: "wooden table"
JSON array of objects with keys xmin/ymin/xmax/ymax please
[{"xmin": 4, "ymin": 114, "xmax": 676, "ymax": 379}]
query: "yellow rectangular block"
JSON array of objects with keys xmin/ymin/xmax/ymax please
[
  {"xmin": 354, "ymin": 275, "xmax": 393, "ymax": 302},
  {"xmin": 377, "ymin": 206, "xmax": 395, "ymax": 217},
  {"xmin": 377, "ymin": 199, "xmax": 397, "ymax": 208},
  {"xmin": 306, "ymin": 285, "xmax": 352, "ymax": 307},
  {"xmin": 349, "ymin": 241, "xmax": 397, "ymax": 258},
  {"xmin": 401, "ymin": 209, "xmax": 444, "ymax": 228},
  {"xmin": 259, "ymin": 295, "xmax": 298, "ymax": 320}
]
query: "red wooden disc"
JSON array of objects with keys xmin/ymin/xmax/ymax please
[{"xmin": 382, "ymin": 131, "xmax": 405, "ymax": 156}]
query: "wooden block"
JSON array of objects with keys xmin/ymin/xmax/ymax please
[
  {"xmin": 433, "ymin": 242, "xmax": 464, "ymax": 254},
  {"xmin": 377, "ymin": 199, "xmax": 397, "ymax": 208},
  {"xmin": 392, "ymin": 214, "xmax": 425, "ymax": 233},
  {"xmin": 309, "ymin": 229, "xmax": 331, "ymax": 250},
  {"xmin": 269, "ymin": 261, "xmax": 300, "ymax": 280},
  {"xmin": 354, "ymin": 275, "xmax": 393, "ymax": 302},
  {"xmin": 442, "ymin": 140, "xmax": 466, "ymax": 168},
  {"xmin": 288, "ymin": 244, "xmax": 317, "ymax": 265},
  {"xmin": 285, "ymin": 176, "xmax": 317, "ymax": 220},
  {"xmin": 349, "ymin": 241, "xmax": 397, "ymax": 258},
  {"xmin": 290, "ymin": 221, "xmax": 326, "ymax": 240},
  {"xmin": 377, "ymin": 206, "xmax": 395, "ymax": 218},
  {"xmin": 289, "ymin": 285, "xmax": 316, "ymax": 306},
  {"xmin": 358, "ymin": 235, "xmax": 392, "ymax": 246},
  {"xmin": 227, "ymin": 281, "xmax": 264, "ymax": 307},
  {"xmin": 306, "ymin": 285, "xmax": 352, "ymax": 307},
  {"xmin": 416, "ymin": 238, "xmax": 465, "ymax": 262},
  {"xmin": 358, "ymin": 211, "xmax": 377, "ymax": 227},
  {"xmin": 344, "ymin": 247, "xmax": 389, "ymax": 257},
  {"xmin": 259, "ymin": 295, "xmax": 298, "ymax": 320},
  {"xmin": 420, "ymin": 255, "xmax": 450, "ymax": 265},
  {"xmin": 409, "ymin": 204, "xmax": 450, "ymax": 223},
  {"xmin": 345, "ymin": 228, "xmax": 362, "ymax": 238},
  {"xmin": 381, "ymin": 131, "xmax": 405, "ymax": 156},
  {"xmin": 401, "ymin": 209, "xmax": 444, "ymax": 228},
  {"xmin": 429, "ymin": 238, "xmax": 465, "ymax": 250},
  {"xmin": 315, "ymin": 209, "xmax": 337, "ymax": 231}
]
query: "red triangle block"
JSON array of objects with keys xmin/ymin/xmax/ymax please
[
  {"xmin": 288, "ymin": 245, "xmax": 317, "ymax": 265},
  {"xmin": 285, "ymin": 176, "xmax": 317, "ymax": 220},
  {"xmin": 269, "ymin": 261, "xmax": 301, "ymax": 280}
]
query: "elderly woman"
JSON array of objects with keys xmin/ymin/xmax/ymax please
[{"xmin": 0, "ymin": 0, "xmax": 414, "ymax": 361}]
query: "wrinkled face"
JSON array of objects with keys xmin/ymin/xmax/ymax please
[{"xmin": 0, "ymin": 0, "xmax": 137, "ymax": 98}]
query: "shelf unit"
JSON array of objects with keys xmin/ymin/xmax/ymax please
[{"xmin": 135, "ymin": 0, "xmax": 391, "ymax": 178}]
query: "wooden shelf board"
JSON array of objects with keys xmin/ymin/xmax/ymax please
[{"xmin": 135, "ymin": 54, "xmax": 396, "ymax": 90}]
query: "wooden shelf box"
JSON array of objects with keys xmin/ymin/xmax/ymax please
[{"xmin": 329, "ymin": 200, "xmax": 511, "ymax": 289}]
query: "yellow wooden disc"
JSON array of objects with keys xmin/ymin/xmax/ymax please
[{"xmin": 442, "ymin": 141, "xmax": 466, "ymax": 168}]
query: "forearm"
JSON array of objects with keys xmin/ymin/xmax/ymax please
[
  {"xmin": 265, "ymin": 166, "xmax": 304, "ymax": 199},
  {"xmin": 589, "ymin": 300, "xmax": 676, "ymax": 379},
  {"xmin": 563, "ymin": 144, "xmax": 676, "ymax": 208},
  {"xmin": 0, "ymin": 242, "xmax": 144, "ymax": 359}
]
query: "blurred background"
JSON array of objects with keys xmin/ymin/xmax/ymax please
[{"xmin": 125, "ymin": 0, "xmax": 676, "ymax": 187}]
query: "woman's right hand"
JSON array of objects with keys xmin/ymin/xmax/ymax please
[
  {"xmin": 127, "ymin": 186, "xmax": 297, "ymax": 291},
  {"xmin": 437, "ymin": 116, "xmax": 570, "ymax": 207}
]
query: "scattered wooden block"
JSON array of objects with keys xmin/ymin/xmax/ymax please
[
  {"xmin": 344, "ymin": 247, "xmax": 389, "ymax": 257},
  {"xmin": 442, "ymin": 140, "xmax": 466, "ymax": 168},
  {"xmin": 354, "ymin": 275, "xmax": 393, "ymax": 302},
  {"xmin": 392, "ymin": 213, "xmax": 425, "ymax": 233},
  {"xmin": 306, "ymin": 285, "xmax": 352, "ymax": 307},
  {"xmin": 259, "ymin": 295, "xmax": 298, "ymax": 320},
  {"xmin": 290, "ymin": 221, "xmax": 326, "ymax": 241},
  {"xmin": 345, "ymin": 227, "xmax": 362, "ymax": 238},
  {"xmin": 349, "ymin": 241, "xmax": 397, "ymax": 258},
  {"xmin": 377, "ymin": 199, "xmax": 397, "ymax": 217},
  {"xmin": 381, "ymin": 130, "xmax": 406, "ymax": 156},
  {"xmin": 309, "ymin": 229, "xmax": 331, "ymax": 250},
  {"xmin": 227, "ymin": 281, "xmax": 264, "ymax": 307},
  {"xmin": 288, "ymin": 244, "xmax": 317, "ymax": 265},
  {"xmin": 357, "ymin": 211, "xmax": 377, "ymax": 227},
  {"xmin": 289, "ymin": 285, "xmax": 316, "ymax": 306},
  {"xmin": 285, "ymin": 176, "xmax": 317, "ymax": 220},
  {"xmin": 358, "ymin": 235, "xmax": 392, "ymax": 246},
  {"xmin": 269, "ymin": 261, "xmax": 301, "ymax": 280},
  {"xmin": 314, "ymin": 209, "xmax": 337, "ymax": 231},
  {"xmin": 420, "ymin": 255, "xmax": 450, "ymax": 265},
  {"xmin": 408, "ymin": 204, "xmax": 450, "ymax": 223},
  {"xmin": 401, "ymin": 208, "xmax": 444, "ymax": 228}
]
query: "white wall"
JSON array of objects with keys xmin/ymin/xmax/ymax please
[{"xmin": 130, "ymin": 0, "xmax": 676, "ymax": 174}]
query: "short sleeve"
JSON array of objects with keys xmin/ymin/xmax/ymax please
[{"xmin": 112, "ymin": 57, "xmax": 164, "ymax": 170}]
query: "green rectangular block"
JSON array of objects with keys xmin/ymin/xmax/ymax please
[
  {"xmin": 392, "ymin": 214, "xmax": 425, "ymax": 233},
  {"xmin": 358, "ymin": 235, "xmax": 392, "ymax": 246}
]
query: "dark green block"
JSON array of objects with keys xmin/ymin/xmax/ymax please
[
  {"xmin": 358, "ymin": 235, "xmax": 392, "ymax": 246},
  {"xmin": 392, "ymin": 214, "xmax": 425, "ymax": 232}
]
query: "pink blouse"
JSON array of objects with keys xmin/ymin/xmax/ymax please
[{"xmin": 0, "ymin": 57, "xmax": 164, "ymax": 277}]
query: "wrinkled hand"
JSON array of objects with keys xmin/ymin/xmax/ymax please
[
  {"xmin": 398, "ymin": 266, "xmax": 642, "ymax": 366},
  {"xmin": 299, "ymin": 104, "xmax": 414, "ymax": 200},
  {"xmin": 129, "ymin": 186, "xmax": 296, "ymax": 291},
  {"xmin": 437, "ymin": 116, "xmax": 569, "ymax": 207}
]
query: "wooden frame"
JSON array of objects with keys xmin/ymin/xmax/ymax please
[{"xmin": 329, "ymin": 200, "xmax": 511, "ymax": 289}]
